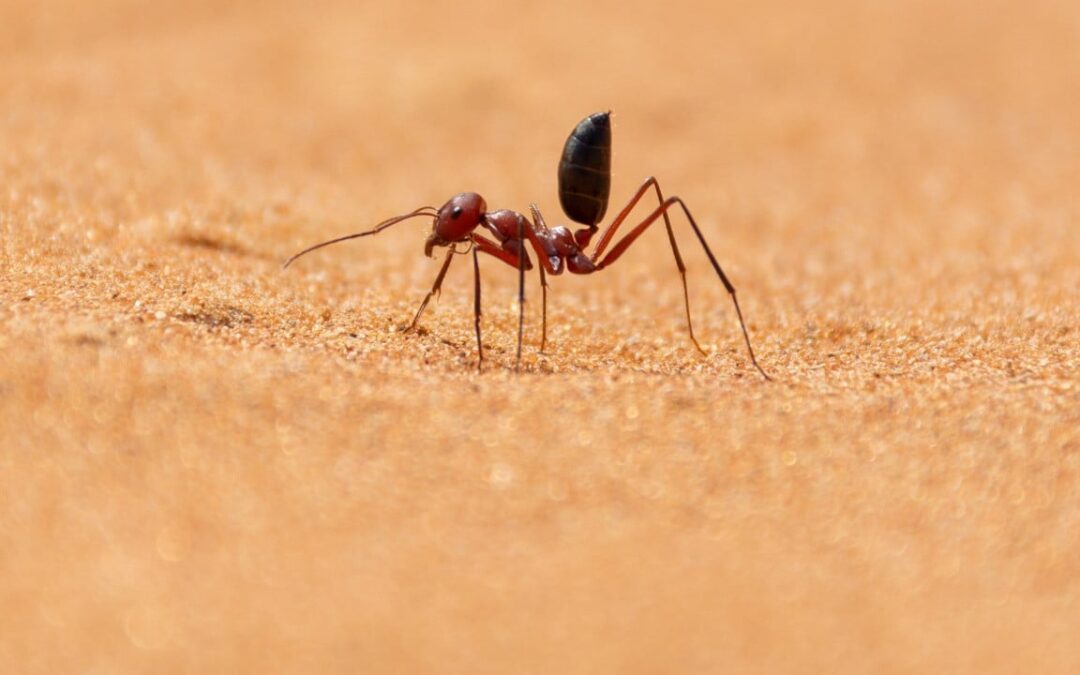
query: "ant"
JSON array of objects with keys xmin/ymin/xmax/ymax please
[{"xmin": 285, "ymin": 111, "xmax": 770, "ymax": 380}]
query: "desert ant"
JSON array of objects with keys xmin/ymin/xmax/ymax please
[{"xmin": 285, "ymin": 111, "xmax": 770, "ymax": 379}]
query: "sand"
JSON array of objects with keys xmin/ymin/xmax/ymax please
[{"xmin": 1, "ymin": 0, "xmax": 1078, "ymax": 672}]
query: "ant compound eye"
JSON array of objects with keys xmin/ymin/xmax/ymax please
[{"xmin": 451, "ymin": 206, "xmax": 463, "ymax": 219}]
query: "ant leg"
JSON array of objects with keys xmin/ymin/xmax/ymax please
[
  {"xmin": 596, "ymin": 196, "xmax": 771, "ymax": 381},
  {"xmin": 471, "ymin": 233, "xmax": 522, "ymax": 268},
  {"xmin": 515, "ymin": 212, "xmax": 526, "ymax": 371},
  {"xmin": 472, "ymin": 230, "xmax": 545, "ymax": 362},
  {"xmin": 472, "ymin": 247, "xmax": 483, "ymax": 372},
  {"xmin": 588, "ymin": 177, "xmax": 706, "ymax": 355},
  {"xmin": 538, "ymin": 265, "xmax": 548, "ymax": 353},
  {"xmin": 652, "ymin": 183, "xmax": 707, "ymax": 356},
  {"xmin": 590, "ymin": 176, "xmax": 666, "ymax": 259},
  {"xmin": 524, "ymin": 204, "xmax": 551, "ymax": 353},
  {"xmin": 403, "ymin": 249, "xmax": 455, "ymax": 333},
  {"xmin": 650, "ymin": 180, "xmax": 705, "ymax": 356},
  {"xmin": 471, "ymin": 232, "xmax": 529, "ymax": 369}
]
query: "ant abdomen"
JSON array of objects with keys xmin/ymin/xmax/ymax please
[{"xmin": 558, "ymin": 111, "xmax": 612, "ymax": 227}]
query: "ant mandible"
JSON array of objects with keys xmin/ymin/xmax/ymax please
[{"xmin": 284, "ymin": 111, "xmax": 771, "ymax": 380}]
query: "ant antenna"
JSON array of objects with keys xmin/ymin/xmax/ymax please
[{"xmin": 283, "ymin": 206, "xmax": 438, "ymax": 269}]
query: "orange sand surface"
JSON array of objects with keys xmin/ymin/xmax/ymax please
[{"xmin": 1, "ymin": 1, "xmax": 1078, "ymax": 672}]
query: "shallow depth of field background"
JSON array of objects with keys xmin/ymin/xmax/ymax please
[{"xmin": 1, "ymin": 0, "xmax": 1078, "ymax": 672}]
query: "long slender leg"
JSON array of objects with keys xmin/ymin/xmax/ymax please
[
  {"xmin": 525, "ymin": 204, "xmax": 552, "ymax": 353},
  {"xmin": 590, "ymin": 176, "xmax": 667, "ymax": 260},
  {"xmin": 472, "ymin": 247, "xmax": 483, "ymax": 372},
  {"xmin": 515, "ymin": 213, "xmax": 526, "ymax": 371},
  {"xmin": 403, "ymin": 249, "xmax": 455, "ymax": 332},
  {"xmin": 649, "ymin": 180, "xmax": 706, "ymax": 356},
  {"xmin": 538, "ymin": 265, "xmax": 548, "ymax": 353},
  {"xmin": 471, "ymin": 233, "xmax": 523, "ymax": 268},
  {"xmin": 587, "ymin": 177, "xmax": 706, "ymax": 355},
  {"xmin": 597, "ymin": 196, "xmax": 771, "ymax": 380},
  {"xmin": 471, "ymin": 232, "xmax": 528, "ymax": 367},
  {"xmin": 473, "ymin": 227, "xmax": 544, "ymax": 358}
]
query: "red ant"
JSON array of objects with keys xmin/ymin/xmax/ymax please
[{"xmin": 285, "ymin": 111, "xmax": 770, "ymax": 380}]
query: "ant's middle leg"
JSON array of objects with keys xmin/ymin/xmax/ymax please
[
  {"xmin": 402, "ymin": 248, "xmax": 455, "ymax": 332},
  {"xmin": 526, "ymin": 205, "xmax": 553, "ymax": 354},
  {"xmin": 472, "ymin": 247, "xmax": 483, "ymax": 372},
  {"xmin": 538, "ymin": 265, "xmax": 548, "ymax": 353},
  {"xmin": 515, "ymin": 212, "xmax": 526, "ymax": 370},
  {"xmin": 590, "ymin": 177, "xmax": 706, "ymax": 355}
]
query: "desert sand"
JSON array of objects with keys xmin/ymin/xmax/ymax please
[{"xmin": 1, "ymin": 0, "xmax": 1078, "ymax": 672}]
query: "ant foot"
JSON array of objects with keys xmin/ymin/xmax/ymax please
[{"xmin": 689, "ymin": 337, "xmax": 709, "ymax": 358}]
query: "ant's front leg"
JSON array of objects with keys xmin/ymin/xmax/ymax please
[
  {"xmin": 402, "ymin": 248, "xmax": 456, "ymax": 333},
  {"xmin": 477, "ymin": 215, "xmax": 552, "ymax": 365},
  {"xmin": 471, "ymin": 232, "xmax": 533, "ymax": 369}
]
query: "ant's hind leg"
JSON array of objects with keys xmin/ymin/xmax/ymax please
[
  {"xmin": 590, "ymin": 177, "xmax": 706, "ymax": 356},
  {"xmin": 595, "ymin": 196, "xmax": 771, "ymax": 380},
  {"xmin": 402, "ymin": 249, "xmax": 455, "ymax": 333},
  {"xmin": 652, "ymin": 183, "xmax": 708, "ymax": 357}
]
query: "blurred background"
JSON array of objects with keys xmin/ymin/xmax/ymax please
[{"xmin": 1, "ymin": 0, "xmax": 1078, "ymax": 672}]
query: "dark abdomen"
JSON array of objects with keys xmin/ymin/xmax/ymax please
[{"xmin": 558, "ymin": 111, "xmax": 611, "ymax": 227}]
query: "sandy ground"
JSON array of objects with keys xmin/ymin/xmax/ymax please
[{"xmin": 2, "ymin": 0, "xmax": 1079, "ymax": 672}]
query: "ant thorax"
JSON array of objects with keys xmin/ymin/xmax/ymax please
[{"xmin": 527, "ymin": 222, "xmax": 595, "ymax": 275}]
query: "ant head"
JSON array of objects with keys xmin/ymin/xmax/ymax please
[{"xmin": 425, "ymin": 192, "xmax": 486, "ymax": 257}]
